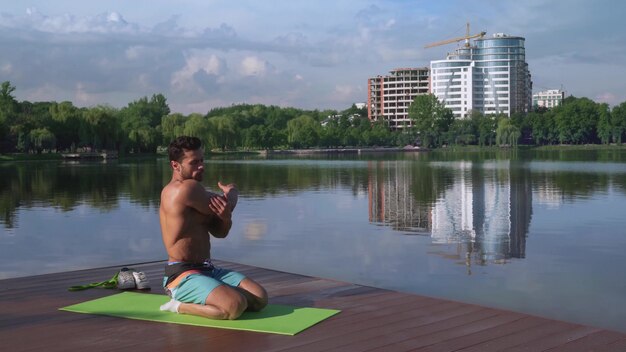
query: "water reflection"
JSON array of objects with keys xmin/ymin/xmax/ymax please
[
  {"xmin": 0, "ymin": 159, "xmax": 165, "ymax": 228},
  {"xmin": 367, "ymin": 159, "xmax": 532, "ymax": 272},
  {"xmin": 2, "ymin": 151, "xmax": 626, "ymax": 332}
]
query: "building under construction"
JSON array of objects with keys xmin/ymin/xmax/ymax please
[
  {"xmin": 368, "ymin": 25, "xmax": 533, "ymax": 126},
  {"xmin": 367, "ymin": 67, "xmax": 430, "ymax": 130},
  {"xmin": 428, "ymin": 27, "xmax": 533, "ymax": 119}
]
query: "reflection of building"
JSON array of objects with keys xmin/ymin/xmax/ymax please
[
  {"xmin": 534, "ymin": 184, "xmax": 564, "ymax": 209},
  {"xmin": 367, "ymin": 160, "xmax": 533, "ymax": 264},
  {"xmin": 367, "ymin": 161, "xmax": 431, "ymax": 232},
  {"xmin": 367, "ymin": 67, "xmax": 430, "ymax": 130},
  {"xmin": 431, "ymin": 161, "xmax": 532, "ymax": 260}
]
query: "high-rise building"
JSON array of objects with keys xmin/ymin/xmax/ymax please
[
  {"xmin": 533, "ymin": 89, "xmax": 565, "ymax": 109},
  {"xmin": 367, "ymin": 67, "xmax": 430, "ymax": 130},
  {"xmin": 430, "ymin": 33, "xmax": 532, "ymax": 119}
]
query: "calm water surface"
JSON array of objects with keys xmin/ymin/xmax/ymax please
[{"xmin": 1, "ymin": 150, "xmax": 625, "ymax": 333}]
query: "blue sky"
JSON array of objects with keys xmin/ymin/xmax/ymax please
[{"xmin": 1, "ymin": 0, "xmax": 624, "ymax": 114}]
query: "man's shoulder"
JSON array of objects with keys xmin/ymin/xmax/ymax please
[
  {"xmin": 164, "ymin": 179, "xmax": 208, "ymax": 204},
  {"xmin": 164, "ymin": 179, "xmax": 203, "ymax": 192}
]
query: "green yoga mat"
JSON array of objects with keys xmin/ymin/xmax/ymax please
[{"xmin": 60, "ymin": 292, "xmax": 340, "ymax": 335}]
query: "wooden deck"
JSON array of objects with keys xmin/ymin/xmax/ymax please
[{"xmin": 1, "ymin": 260, "xmax": 624, "ymax": 351}]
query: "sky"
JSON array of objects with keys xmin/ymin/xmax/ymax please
[{"xmin": 1, "ymin": 0, "xmax": 625, "ymax": 115}]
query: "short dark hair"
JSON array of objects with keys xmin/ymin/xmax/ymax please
[{"xmin": 168, "ymin": 136, "xmax": 202, "ymax": 162}]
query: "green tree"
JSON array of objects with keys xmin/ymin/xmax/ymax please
[
  {"xmin": 448, "ymin": 118, "xmax": 476, "ymax": 145},
  {"xmin": 365, "ymin": 120, "xmax": 393, "ymax": 146},
  {"xmin": 555, "ymin": 97, "xmax": 599, "ymax": 144},
  {"xmin": 408, "ymin": 94, "xmax": 454, "ymax": 148},
  {"xmin": 319, "ymin": 119, "xmax": 342, "ymax": 147},
  {"xmin": 596, "ymin": 103, "xmax": 612, "ymax": 144},
  {"xmin": 80, "ymin": 106, "xmax": 120, "ymax": 150},
  {"xmin": 496, "ymin": 117, "xmax": 521, "ymax": 147},
  {"xmin": 0, "ymin": 81, "xmax": 17, "ymax": 118},
  {"xmin": 610, "ymin": 101, "xmax": 626, "ymax": 144},
  {"xmin": 120, "ymin": 95, "xmax": 169, "ymax": 153},
  {"xmin": 209, "ymin": 115, "xmax": 238, "ymax": 151},
  {"xmin": 287, "ymin": 115, "xmax": 320, "ymax": 148},
  {"xmin": 183, "ymin": 114, "xmax": 214, "ymax": 148},
  {"xmin": 161, "ymin": 113, "xmax": 188, "ymax": 144},
  {"xmin": 473, "ymin": 111, "xmax": 497, "ymax": 146},
  {"xmin": 29, "ymin": 128, "xmax": 56, "ymax": 153},
  {"xmin": 49, "ymin": 101, "xmax": 82, "ymax": 151},
  {"xmin": 0, "ymin": 82, "xmax": 19, "ymax": 151}
]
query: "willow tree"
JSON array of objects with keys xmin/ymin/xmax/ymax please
[
  {"xmin": 496, "ymin": 117, "xmax": 521, "ymax": 147},
  {"xmin": 29, "ymin": 128, "xmax": 56, "ymax": 153},
  {"xmin": 183, "ymin": 114, "xmax": 214, "ymax": 149},
  {"xmin": 209, "ymin": 115, "xmax": 238, "ymax": 151},
  {"xmin": 161, "ymin": 113, "xmax": 188, "ymax": 144},
  {"xmin": 286, "ymin": 115, "xmax": 320, "ymax": 148}
]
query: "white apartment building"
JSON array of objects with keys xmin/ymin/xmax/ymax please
[
  {"xmin": 367, "ymin": 67, "xmax": 430, "ymax": 130},
  {"xmin": 430, "ymin": 33, "xmax": 532, "ymax": 119},
  {"xmin": 533, "ymin": 89, "xmax": 565, "ymax": 109}
]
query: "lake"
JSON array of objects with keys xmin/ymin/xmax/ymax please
[{"xmin": 1, "ymin": 149, "xmax": 625, "ymax": 333}]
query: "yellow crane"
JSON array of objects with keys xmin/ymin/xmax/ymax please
[{"xmin": 424, "ymin": 22, "xmax": 486, "ymax": 49}]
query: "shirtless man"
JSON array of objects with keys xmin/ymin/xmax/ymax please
[{"xmin": 158, "ymin": 136, "xmax": 267, "ymax": 320}]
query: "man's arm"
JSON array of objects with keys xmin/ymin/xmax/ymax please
[
  {"xmin": 207, "ymin": 182, "xmax": 239, "ymax": 237},
  {"xmin": 180, "ymin": 180, "xmax": 234, "ymax": 238},
  {"xmin": 218, "ymin": 182, "xmax": 239, "ymax": 211}
]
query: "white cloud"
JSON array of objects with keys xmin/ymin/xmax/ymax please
[
  {"xmin": 1, "ymin": 1, "xmax": 626, "ymax": 113},
  {"xmin": 1, "ymin": 63, "xmax": 12, "ymax": 74},
  {"xmin": 171, "ymin": 52, "xmax": 226, "ymax": 92},
  {"xmin": 239, "ymin": 56, "xmax": 268, "ymax": 77},
  {"xmin": 331, "ymin": 84, "xmax": 356, "ymax": 102},
  {"xmin": 74, "ymin": 82, "xmax": 98, "ymax": 105},
  {"xmin": 596, "ymin": 93, "xmax": 617, "ymax": 106}
]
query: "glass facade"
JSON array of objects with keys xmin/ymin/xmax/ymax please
[{"xmin": 430, "ymin": 33, "xmax": 532, "ymax": 118}]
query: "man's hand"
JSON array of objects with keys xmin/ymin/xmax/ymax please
[
  {"xmin": 218, "ymin": 182, "xmax": 239, "ymax": 211},
  {"xmin": 208, "ymin": 194, "xmax": 232, "ymax": 222}
]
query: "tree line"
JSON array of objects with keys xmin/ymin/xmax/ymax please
[
  {"xmin": 409, "ymin": 94, "xmax": 626, "ymax": 148},
  {"xmin": 0, "ymin": 81, "xmax": 409, "ymax": 154},
  {"xmin": 1, "ymin": 80, "xmax": 625, "ymax": 154}
]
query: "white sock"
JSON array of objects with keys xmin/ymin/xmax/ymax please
[{"xmin": 160, "ymin": 299, "xmax": 181, "ymax": 313}]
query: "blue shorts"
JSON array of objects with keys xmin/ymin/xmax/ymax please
[{"xmin": 162, "ymin": 267, "xmax": 246, "ymax": 305}]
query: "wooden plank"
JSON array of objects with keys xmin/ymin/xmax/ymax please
[
  {"xmin": 1, "ymin": 260, "xmax": 625, "ymax": 352},
  {"xmin": 271, "ymin": 301, "xmax": 485, "ymax": 352},
  {"xmin": 459, "ymin": 317, "xmax": 591, "ymax": 352},
  {"xmin": 371, "ymin": 312, "xmax": 527, "ymax": 352},
  {"xmin": 602, "ymin": 338, "xmax": 626, "ymax": 352},
  {"xmin": 319, "ymin": 306, "xmax": 498, "ymax": 352},
  {"xmin": 544, "ymin": 330, "xmax": 626, "ymax": 352},
  {"xmin": 414, "ymin": 316, "xmax": 552, "ymax": 352}
]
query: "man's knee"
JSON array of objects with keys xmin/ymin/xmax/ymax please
[
  {"xmin": 224, "ymin": 293, "xmax": 248, "ymax": 320},
  {"xmin": 208, "ymin": 287, "xmax": 248, "ymax": 320},
  {"xmin": 250, "ymin": 287, "xmax": 268, "ymax": 312}
]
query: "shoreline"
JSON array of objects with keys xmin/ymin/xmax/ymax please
[
  {"xmin": 2, "ymin": 144, "xmax": 626, "ymax": 162},
  {"xmin": 260, "ymin": 146, "xmax": 428, "ymax": 155}
]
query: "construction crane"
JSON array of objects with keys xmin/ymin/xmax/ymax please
[{"xmin": 424, "ymin": 22, "xmax": 486, "ymax": 49}]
